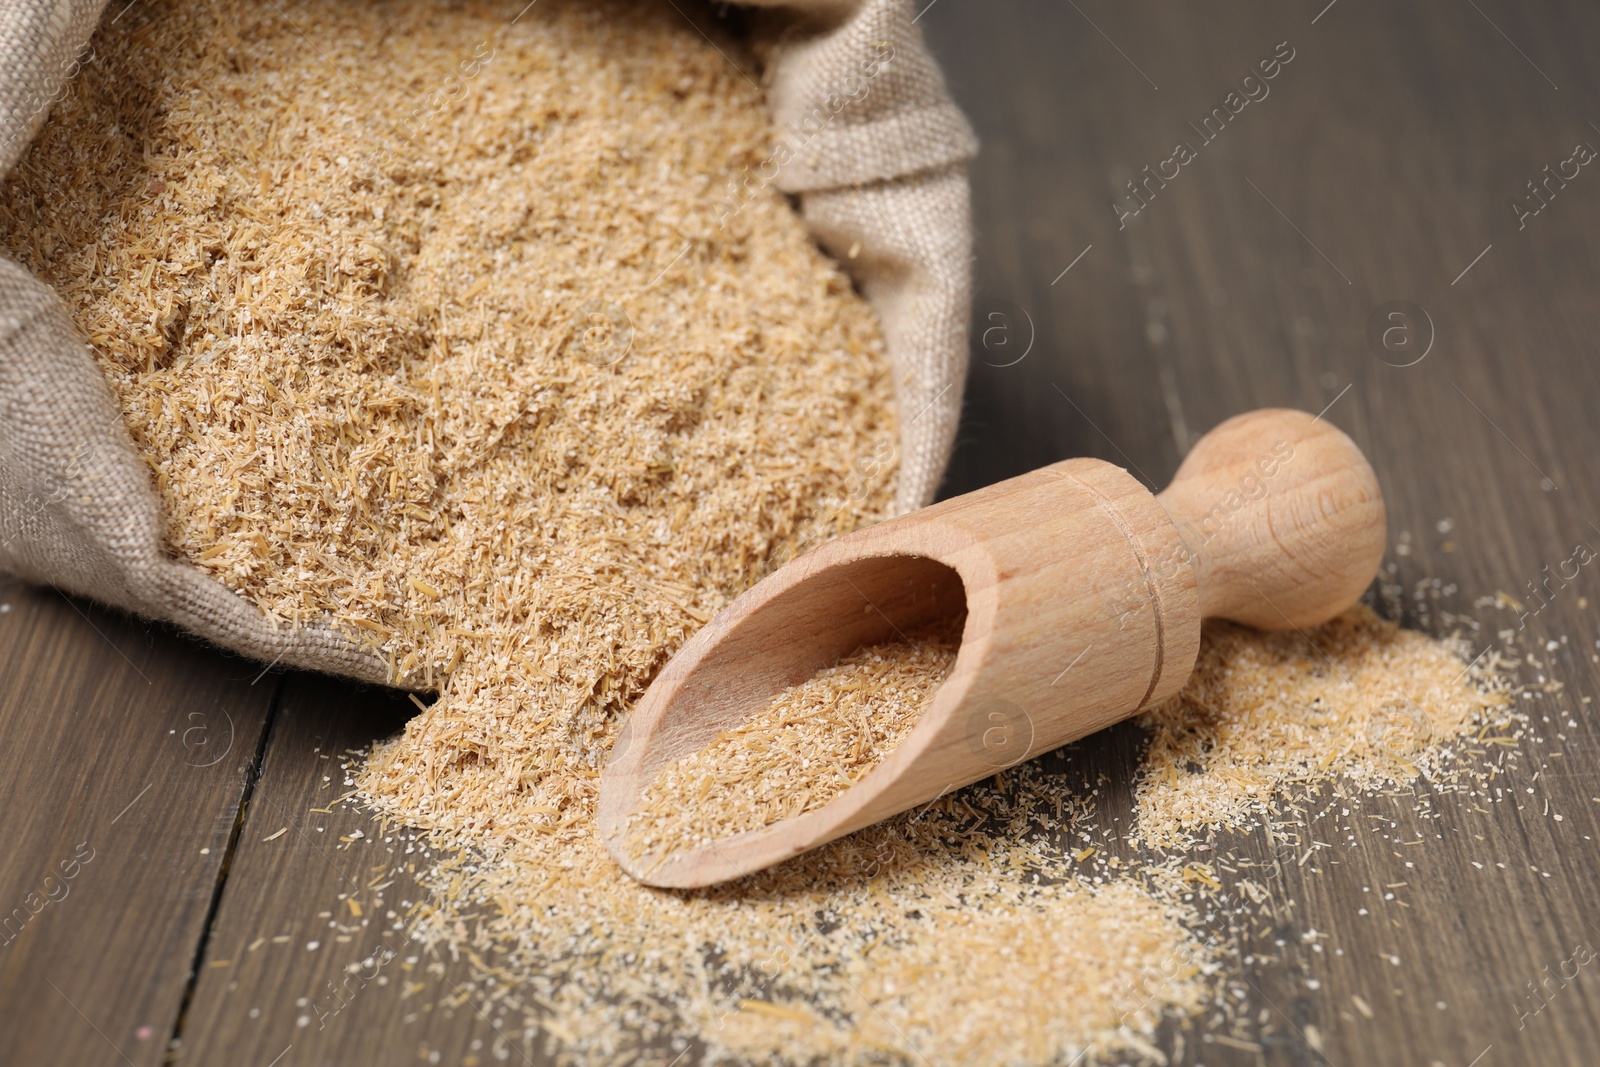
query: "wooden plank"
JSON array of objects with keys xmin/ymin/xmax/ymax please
[
  {"xmin": 0, "ymin": 579, "xmax": 277, "ymax": 1066},
  {"xmin": 926, "ymin": 0, "xmax": 1600, "ymax": 1062},
  {"xmin": 174, "ymin": 674, "xmax": 515, "ymax": 1066}
]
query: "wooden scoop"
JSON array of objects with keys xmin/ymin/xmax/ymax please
[{"xmin": 599, "ymin": 408, "xmax": 1386, "ymax": 887}]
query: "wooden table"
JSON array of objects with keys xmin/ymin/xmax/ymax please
[{"xmin": 5, "ymin": 0, "xmax": 1600, "ymax": 1063}]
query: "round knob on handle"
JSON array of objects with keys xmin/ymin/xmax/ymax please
[{"xmin": 1155, "ymin": 408, "xmax": 1387, "ymax": 630}]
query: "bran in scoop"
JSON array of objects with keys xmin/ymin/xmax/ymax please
[{"xmin": 623, "ymin": 619, "xmax": 962, "ymax": 860}]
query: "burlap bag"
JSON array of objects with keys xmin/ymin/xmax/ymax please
[{"xmin": 0, "ymin": 0, "xmax": 975, "ymax": 682}]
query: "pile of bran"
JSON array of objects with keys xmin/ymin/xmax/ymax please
[
  {"xmin": 0, "ymin": 0, "xmax": 897, "ymax": 700},
  {"xmin": 1134, "ymin": 605, "xmax": 1512, "ymax": 848}
]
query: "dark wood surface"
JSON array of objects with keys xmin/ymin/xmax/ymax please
[
  {"xmin": 174, "ymin": 676, "xmax": 510, "ymax": 1067},
  {"xmin": 933, "ymin": 1, "xmax": 1600, "ymax": 1064},
  {"xmin": 0, "ymin": 579, "xmax": 278, "ymax": 1066},
  {"xmin": 7, "ymin": 0, "xmax": 1600, "ymax": 1063}
]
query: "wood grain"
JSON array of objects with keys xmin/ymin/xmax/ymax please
[
  {"xmin": 927, "ymin": 0, "xmax": 1600, "ymax": 1062},
  {"xmin": 173, "ymin": 674, "xmax": 518, "ymax": 1067},
  {"xmin": 0, "ymin": 579, "xmax": 277, "ymax": 1067}
]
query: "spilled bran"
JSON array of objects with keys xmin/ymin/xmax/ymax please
[
  {"xmin": 343, "ymin": 600, "xmax": 1512, "ymax": 1065},
  {"xmin": 1133, "ymin": 605, "xmax": 1510, "ymax": 849}
]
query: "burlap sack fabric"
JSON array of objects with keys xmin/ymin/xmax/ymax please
[{"xmin": 0, "ymin": 0, "xmax": 975, "ymax": 682}]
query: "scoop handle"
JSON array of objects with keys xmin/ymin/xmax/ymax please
[{"xmin": 1154, "ymin": 408, "xmax": 1386, "ymax": 630}]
